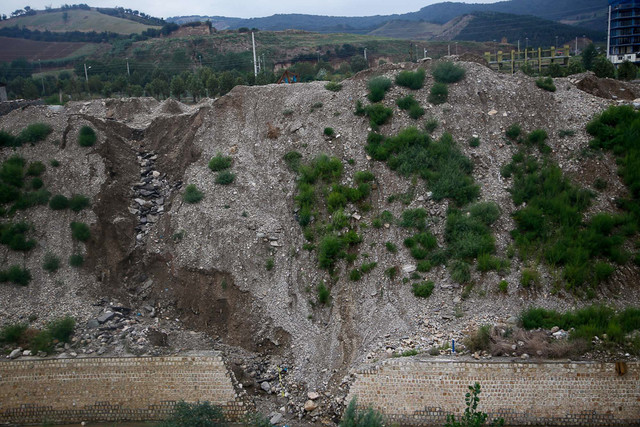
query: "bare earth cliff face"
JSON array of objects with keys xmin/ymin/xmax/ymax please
[{"xmin": 1, "ymin": 60, "xmax": 639, "ymax": 418}]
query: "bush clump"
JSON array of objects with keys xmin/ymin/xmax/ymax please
[
  {"xmin": 19, "ymin": 123, "xmax": 53, "ymax": 144},
  {"xmin": 70, "ymin": 221, "xmax": 91, "ymax": 241},
  {"xmin": 208, "ymin": 153, "xmax": 233, "ymax": 171},
  {"xmin": 325, "ymin": 81, "xmax": 343, "ymax": 92},
  {"xmin": 216, "ymin": 171, "xmax": 235, "ymax": 185},
  {"xmin": 77, "ymin": 125, "xmax": 97, "ymax": 147},
  {"xmin": 0, "ymin": 323, "xmax": 28, "ymax": 344},
  {"xmin": 0, "ymin": 222, "xmax": 36, "ymax": 252},
  {"xmin": 317, "ymin": 282, "xmax": 330, "ymax": 305},
  {"xmin": 183, "ymin": 184, "xmax": 204, "ymax": 203},
  {"xmin": 69, "ymin": 253, "xmax": 84, "ymax": 267},
  {"xmin": 339, "ymin": 398, "xmax": 383, "ymax": 427},
  {"xmin": 367, "ymin": 76, "xmax": 392, "ymax": 102},
  {"xmin": 324, "ymin": 127, "xmax": 335, "ymax": 137},
  {"xmin": 428, "ymin": 82, "xmax": 448, "ymax": 105},
  {"xmin": 432, "ymin": 62, "xmax": 466, "ymax": 84},
  {"xmin": 506, "ymin": 123, "xmax": 522, "ymax": 140},
  {"xmin": 26, "ymin": 161, "xmax": 46, "ymax": 176},
  {"xmin": 355, "ymin": 101, "xmax": 393, "ymax": 129},
  {"xmin": 535, "ymin": 77, "xmax": 556, "ymax": 92},
  {"xmin": 69, "ymin": 194, "xmax": 90, "ymax": 211},
  {"xmin": 412, "ymin": 280, "xmax": 434, "ymax": 298},
  {"xmin": 283, "ymin": 151, "xmax": 303, "ymax": 173},
  {"xmin": 49, "ymin": 194, "xmax": 69, "ymax": 210},
  {"xmin": 43, "ymin": 252, "xmax": 61, "ymax": 273},
  {"xmin": 159, "ymin": 401, "xmax": 228, "ymax": 427},
  {"xmin": 396, "ymin": 95, "xmax": 424, "ymax": 119},
  {"xmin": 0, "ymin": 265, "xmax": 32, "ymax": 286},
  {"xmin": 395, "ymin": 68, "xmax": 426, "ymax": 89}
]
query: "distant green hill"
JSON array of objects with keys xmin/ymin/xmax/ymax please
[
  {"xmin": 0, "ymin": 9, "xmax": 159, "ymax": 34},
  {"xmin": 168, "ymin": 0, "xmax": 608, "ymax": 35}
]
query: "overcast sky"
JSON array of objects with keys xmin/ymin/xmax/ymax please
[{"xmin": 2, "ymin": 0, "xmax": 500, "ymax": 19}]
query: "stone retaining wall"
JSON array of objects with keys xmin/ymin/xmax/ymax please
[
  {"xmin": 347, "ymin": 359, "xmax": 640, "ymax": 426},
  {"xmin": 0, "ymin": 354, "xmax": 246, "ymax": 425}
]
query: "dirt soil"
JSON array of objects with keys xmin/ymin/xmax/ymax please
[{"xmin": 1, "ymin": 61, "xmax": 639, "ymax": 423}]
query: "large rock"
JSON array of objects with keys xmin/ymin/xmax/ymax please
[
  {"xmin": 307, "ymin": 391, "xmax": 320, "ymax": 400},
  {"xmin": 9, "ymin": 348, "xmax": 22, "ymax": 359},
  {"xmin": 97, "ymin": 311, "xmax": 115, "ymax": 324},
  {"xmin": 303, "ymin": 400, "xmax": 318, "ymax": 412}
]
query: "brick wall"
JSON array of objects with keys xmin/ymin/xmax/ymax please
[
  {"xmin": 347, "ymin": 359, "xmax": 640, "ymax": 426},
  {"xmin": 0, "ymin": 354, "xmax": 246, "ymax": 425}
]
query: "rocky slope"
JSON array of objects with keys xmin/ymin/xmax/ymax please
[{"xmin": 1, "ymin": 59, "xmax": 638, "ymax": 422}]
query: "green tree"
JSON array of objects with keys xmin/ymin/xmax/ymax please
[
  {"xmin": 350, "ymin": 55, "xmax": 369, "ymax": 73},
  {"xmin": 592, "ymin": 56, "xmax": 615, "ymax": 79},
  {"xmin": 187, "ymin": 74, "xmax": 205, "ymax": 102},
  {"xmin": 617, "ymin": 60, "xmax": 637, "ymax": 81},
  {"xmin": 170, "ymin": 76, "xmax": 186, "ymax": 101},
  {"xmin": 206, "ymin": 75, "xmax": 219, "ymax": 97},
  {"xmin": 582, "ymin": 43, "xmax": 597, "ymax": 71},
  {"xmin": 219, "ymin": 71, "xmax": 235, "ymax": 95}
]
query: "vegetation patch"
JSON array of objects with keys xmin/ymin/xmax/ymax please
[
  {"xmin": 0, "ymin": 155, "xmax": 50, "ymax": 214},
  {"xmin": 0, "ymin": 265, "xmax": 32, "ymax": 286},
  {"xmin": 43, "ymin": 252, "xmax": 61, "ymax": 273},
  {"xmin": 432, "ymin": 62, "xmax": 466, "ymax": 84},
  {"xmin": 215, "ymin": 171, "xmax": 235, "ymax": 185},
  {"xmin": 367, "ymin": 76, "xmax": 392, "ymax": 102},
  {"xmin": 0, "ymin": 222, "xmax": 36, "ymax": 252},
  {"xmin": 503, "ymin": 150, "xmax": 632, "ymax": 291},
  {"xmin": 283, "ymin": 151, "xmax": 303, "ymax": 173},
  {"xmin": 208, "ymin": 153, "xmax": 232, "ymax": 171},
  {"xmin": 317, "ymin": 282, "xmax": 330, "ymax": 305},
  {"xmin": 325, "ymin": 81, "xmax": 342, "ymax": 92},
  {"xmin": 535, "ymin": 77, "xmax": 556, "ymax": 92},
  {"xmin": 428, "ymin": 83, "xmax": 448, "ymax": 105},
  {"xmin": 77, "ymin": 125, "xmax": 97, "ymax": 147},
  {"xmin": 355, "ymin": 101, "xmax": 393, "ymax": 129},
  {"xmin": 396, "ymin": 95, "xmax": 424, "ymax": 119},
  {"xmin": 395, "ymin": 68, "xmax": 426, "ymax": 89},
  {"xmin": 412, "ymin": 280, "xmax": 434, "ymax": 298},
  {"xmin": 70, "ymin": 221, "xmax": 91, "ymax": 241},
  {"xmin": 521, "ymin": 305, "xmax": 640, "ymax": 349}
]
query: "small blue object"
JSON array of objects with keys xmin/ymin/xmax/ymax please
[{"xmin": 452, "ymin": 339, "xmax": 455, "ymax": 353}]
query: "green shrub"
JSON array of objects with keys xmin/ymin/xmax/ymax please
[
  {"xmin": 183, "ymin": 184, "xmax": 204, "ymax": 203},
  {"xmin": 324, "ymin": 127, "xmax": 335, "ymax": 137},
  {"xmin": 498, "ymin": 280, "xmax": 508, "ymax": 293},
  {"xmin": 349, "ymin": 268, "xmax": 362, "ymax": 281},
  {"xmin": 354, "ymin": 170, "xmax": 375, "ymax": 184},
  {"xmin": 69, "ymin": 253, "xmax": 84, "ymax": 267},
  {"xmin": 399, "ymin": 208, "xmax": 428, "ymax": 231},
  {"xmin": 520, "ymin": 268, "xmax": 540, "ymax": 287},
  {"xmin": 432, "ymin": 62, "xmax": 466, "ymax": 84},
  {"xmin": 1, "ymin": 155, "xmax": 25, "ymax": 188},
  {"xmin": 49, "ymin": 194, "xmax": 69, "ymax": 210},
  {"xmin": 367, "ymin": 76, "xmax": 392, "ymax": 102},
  {"xmin": 70, "ymin": 221, "xmax": 91, "ymax": 241},
  {"xmin": 0, "ymin": 265, "xmax": 32, "ymax": 286},
  {"xmin": 339, "ymin": 398, "xmax": 383, "ymax": 427},
  {"xmin": 26, "ymin": 161, "xmax": 45, "ymax": 176},
  {"xmin": 468, "ymin": 137, "xmax": 480, "ymax": 147},
  {"xmin": 318, "ymin": 234, "xmax": 345, "ymax": 270},
  {"xmin": 558, "ymin": 129, "xmax": 576, "ymax": 138},
  {"xmin": 450, "ymin": 260, "xmax": 471, "ymax": 284},
  {"xmin": 505, "ymin": 124, "xmax": 521, "ymax": 140},
  {"xmin": 360, "ymin": 261, "xmax": 377, "ymax": 273},
  {"xmin": 208, "ymin": 153, "xmax": 232, "ymax": 171},
  {"xmin": 592, "ymin": 56, "xmax": 616, "ymax": 79},
  {"xmin": 19, "ymin": 123, "xmax": 53, "ymax": 144},
  {"xmin": 283, "ymin": 151, "xmax": 303, "ymax": 173},
  {"xmin": 317, "ymin": 283, "xmax": 330, "ymax": 305},
  {"xmin": 47, "ymin": 316, "xmax": 75, "ymax": 342},
  {"xmin": 412, "ymin": 280, "xmax": 434, "ymax": 298},
  {"xmin": 477, "ymin": 253, "xmax": 509, "ymax": 273},
  {"xmin": 325, "ymin": 81, "xmax": 343, "ymax": 92},
  {"xmin": 445, "ymin": 383, "xmax": 504, "ymax": 427},
  {"xmin": 0, "ymin": 222, "xmax": 36, "ymax": 252},
  {"xmin": 265, "ymin": 258, "xmax": 274, "ymax": 271},
  {"xmin": 0, "ymin": 130, "xmax": 17, "ymax": 147},
  {"xmin": 30, "ymin": 330, "xmax": 53, "ymax": 353},
  {"xmin": 535, "ymin": 77, "xmax": 556, "ymax": 92},
  {"xmin": 384, "ymin": 266, "xmax": 398, "ymax": 280},
  {"xmin": 364, "ymin": 103, "xmax": 393, "ymax": 128},
  {"xmin": 464, "ymin": 325, "xmax": 491, "ymax": 352},
  {"xmin": 30, "ymin": 177, "xmax": 43, "ymax": 189},
  {"xmin": 424, "ymin": 118, "xmax": 438, "ymax": 133},
  {"xmin": 216, "ymin": 171, "xmax": 235, "ymax": 185},
  {"xmin": 593, "ymin": 178, "xmax": 608, "ymax": 190},
  {"xmin": 43, "ymin": 252, "xmax": 61, "ymax": 273},
  {"xmin": 445, "ymin": 209, "xmax": 495, "ymax": 259},
  {"xmin": 0, "ymin": 323, "xmax": 27, "ymax": 344},
  {"xmin": 395, "ymin": 68, "xmax": 426, "ymax": 89},
  {"xmin": 77, "ymin": 125, "xmax": 97, "ymax": 147},
  {"xmin": 69, "ymin": 194, "xmax": 90, "ymax": 211},
  {"xmin": 50, "ymin": 159, "xmax": 60, "ymax": 167},
  {"xmin": 159, "ymin": 401, "xmax": 228, "ymax": 427},
  {"xmin": 428, "ymin": 83, "xmax": 448, "ymax": 105},
  {"xmin": 385, "ymin": 241, "xmax": 398, "ymax": 253}
]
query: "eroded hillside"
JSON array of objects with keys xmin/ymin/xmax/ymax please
[{"xmin": 1, "ymin": 59, "xmax": 639, "ymax": 421}]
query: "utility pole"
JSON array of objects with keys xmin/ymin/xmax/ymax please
[
  {"xmin": 126, "ymin": 58, "xmax": 130, "ymax": 76},
  {"xmin": 455, "ymin": 42, "xmax": 458, "ymax": 55},
  {"xmin": 364, "ymin": 48, "xmax": 367, "ymax": 61},
  {"xmin": 251, "ymin": 31, "xmax": 257, "ymax": 77},
  {"xmin": 423, "ymin": 48, "xmax": 428, "ymax": 59},
  {"xmin": 84, "ymin": 63, "xmax": 89, "ymax": 83},
  {"xmin": 575, "ymin": 36, "xmax": 578, "ymax": 55},
  {"xmin": 38, "ymin": 59, "xmax": 44, "ymax": 95}
]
